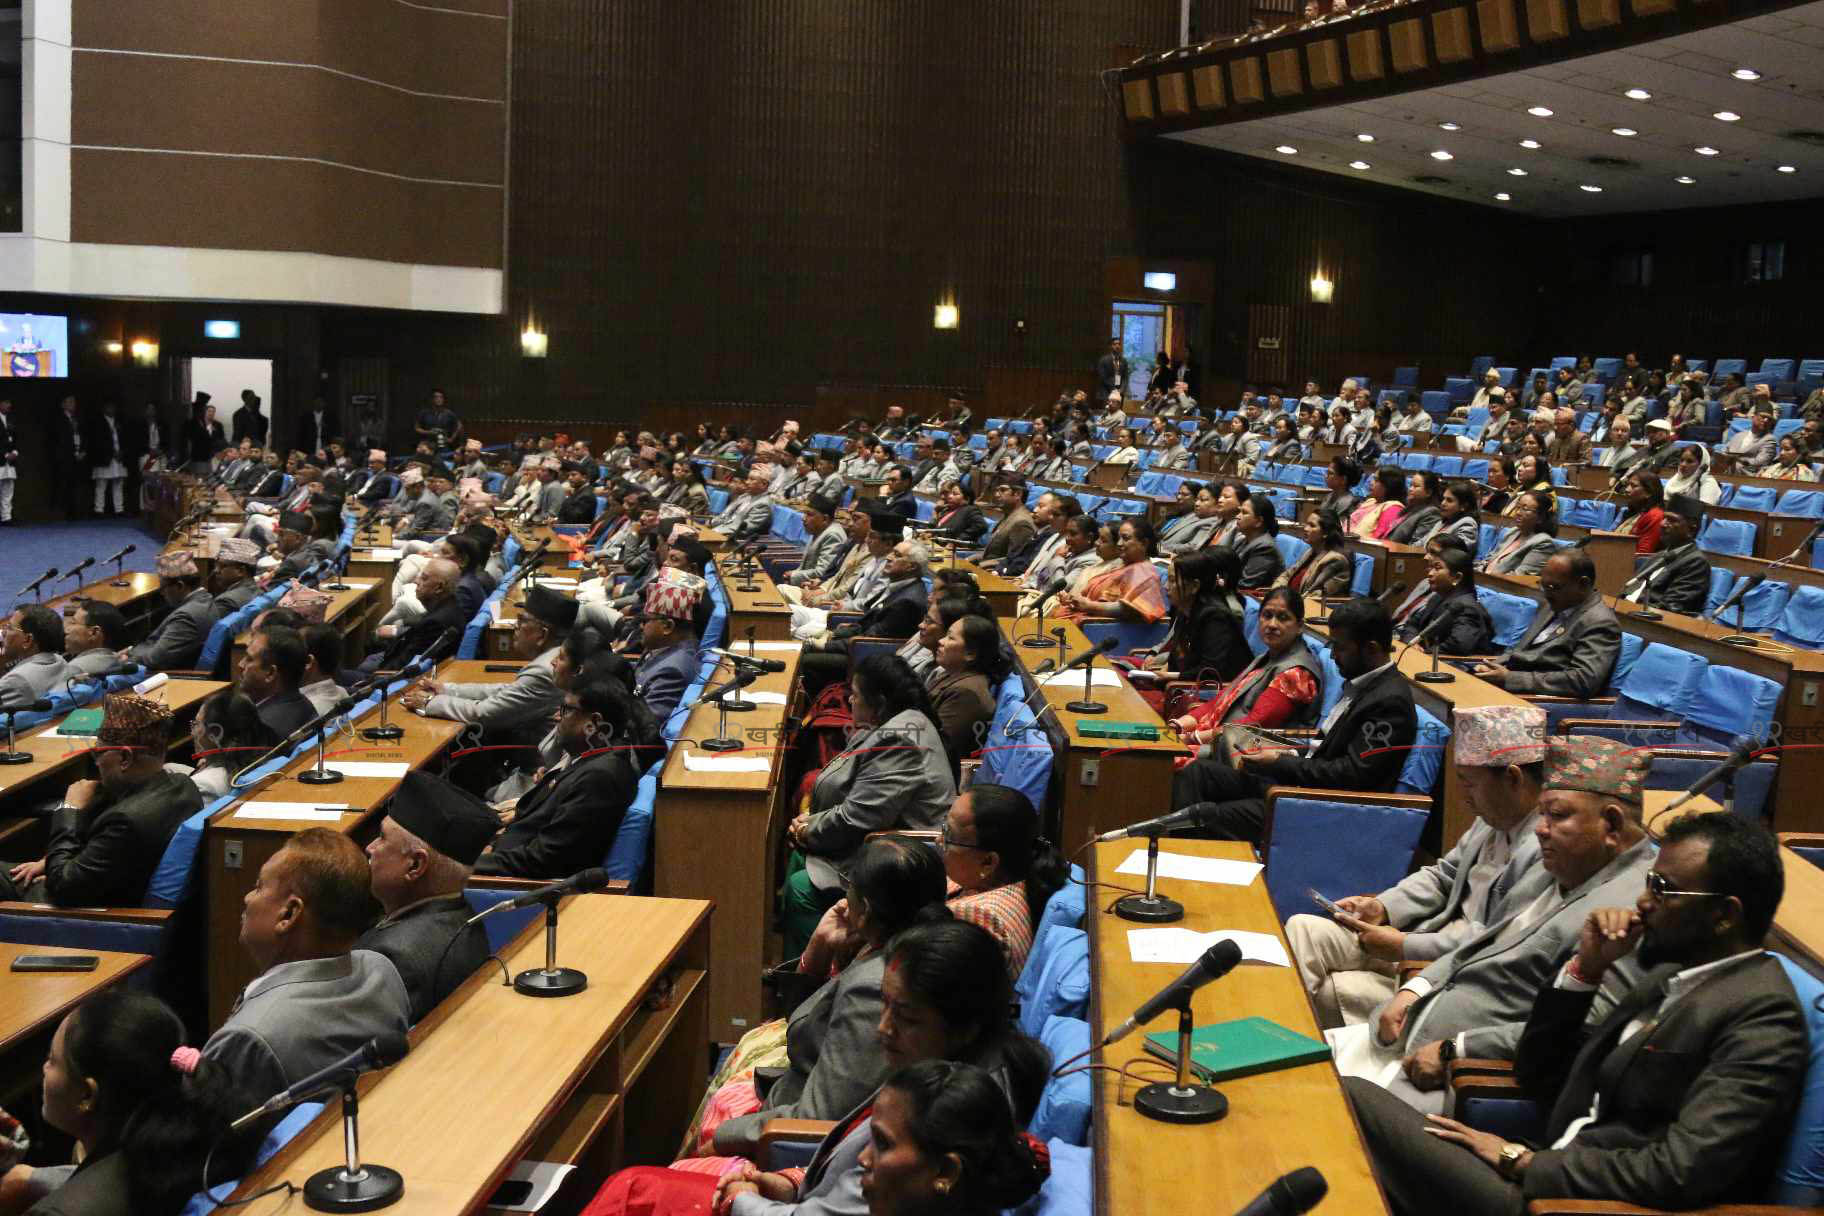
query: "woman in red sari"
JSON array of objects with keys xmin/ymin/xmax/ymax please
[
  {"xmin": 1171, "ymin": 587, "xmax": 1324, "ymax": 751},
  {"xmin": 1053, "ymin": 518, "xmax": 1165, "ymax": 623}
]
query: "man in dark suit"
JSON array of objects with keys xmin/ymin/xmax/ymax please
[
  {"xmin": 209, "ymin": 537, "xmax": 264, "ymax": 615},
  {"xmin": 632, "ymin": 568, "xmax": 704, "ymax": 721},
  {"xmin": 231, "ymin": 390, "xmax": 269, "ymax": 446},
  {"xmin": 1474, "ymin": 552, "xmax": 1620, "ymax": 699},
  {"xmin": 365, "ymin": 557, "xmax": 468, "ymax": 673},
  {"xmin": 356, "ymin": 771, "xmax": 495, "ymax": 1022},
  {"xmin": 239, "ymin": 624, "xmax": 318, "ymax": 740},
  {"xmin": 474, "ymin": 683, "xmax": 644, "ymax": 879},
  {"xmin": 127, "ymin": 552, "xmax": 224, "ymax": 672},
  {"xmin": 1096, "ymin": 337, "xmax": 1129, "ymax": 399},
  {"xmin": 882, "ymin": 465, "xmax": 917, "ymax": 518},
  {"xmin": 979, "ymin": 481, "xmax": 1036, "ymax": 562},
  {"xmin": 295, "ymin": 395, "xmax": 337, "ymax": 458},
  {"xmin": 1171, "ymin": 596, "xmax": 1417, "ymax": 840},
  {"xmin": 1348, "ymin": 812, "xmax": 1808, "ymax": 1214},
  {"xmin": 49, "ymin": 394, "xmax": 87, "ymax": 518},
  {"xmin": 1625, "ymin": 494, "xmax": 1710, "ymax": 617},
  {"xmin": 0, "ymin": 695, "xmax": 202, "ymax": 904},
  {"xmin": 555, "ymin": 462, "xmax": 600, "ymax": 524}
]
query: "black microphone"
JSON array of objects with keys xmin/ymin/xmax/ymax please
[
  {"xmin": 1096, "ymin": 806, "xmax": 1205, "ymax": 841},
  {"xmin": 102, "ymin": 543, "xmax": 136, "ymax": 564},
  {"xmin": 228, "ymin": 1033, "xmax": 409, "ymax": 1131},
  {"xmin": 1231, "ymin": 1167, "xmax": 1327, "ymax": 1216},
  {"xmin": 496, "ymin": 867, "xmax": 613, "ymax": 911},
  {"xmin": 1655, "ymin": 738, "xmax": 1758, "ymax": 820},
  {"xmin": 62, "ymin": 557, "xmax": 94, "ymax": 583},
  {"xmin": 1101, "ymin": 939, "xmax": 1245, "ymax": 1045},
  {"xmin": 702, "ymin": 669, "xmax": 760, "ymax": 704},
  {"xmin": 17, "ymin": 566, "xmax": 58, "ymax": 597},
  {"xmin": 1709, "ymin": 572, "xmax": 1766, "ymax": 623},
  {"xmin": 711, "ymin": 648, "xmax": 786, "ymax": 673},
  {"xmin": 1049, "ymin": 636, "xmax": 1118, "ymax": 674},
  {"xmin": 1374, "ymin": 580, "xmax": 1409, "ymax": 605}
]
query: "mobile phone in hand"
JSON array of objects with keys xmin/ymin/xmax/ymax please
[{"xmin": 1308, "ymin": 888, "xmax": 1344, "ymax": 917}]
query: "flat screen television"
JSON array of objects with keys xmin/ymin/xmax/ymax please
[{"xmin": 0, "ymin": 313, "xmax": 69, "ymax": 378}]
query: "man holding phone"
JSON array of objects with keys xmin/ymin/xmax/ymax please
[{"xmin": 1286, "ymin": 704, "xmax": 1550, "ymax": 1029}]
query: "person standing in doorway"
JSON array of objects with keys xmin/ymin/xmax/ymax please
[
  {"xmin": 0, "ymin": 398, "xmax": 17, "ymax": 525},
  {"xmin": 51, "ymin": 395, "xmax": 87, "ymax": 519},
  {"xmin": 87, "ymin": 400, "xmax": 129, "ymax": 517}
]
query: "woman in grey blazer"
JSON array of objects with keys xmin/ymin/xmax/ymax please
[
  {"xmin": 1479, "ymin": 490, "xmax": 1560, "ymax": 577},
  {"xmin": 781, "ymin": 655, "xmax": 956, "ymax": 956}
]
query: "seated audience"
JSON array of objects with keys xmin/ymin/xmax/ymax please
[
  {"xmin": 1230, "ymin": 492, "xmax": 1284, "ymax": 589},
  {"xmin": 978, "ymin": 481, "xmax": 1035, "ymax": 562},
  {"xmin": 1385, "ymin": 471, "xmax": 1444, "ymax": 545},
  {"xmin": 784, "ymin": 493, "xmax": 850, "ymax": 586},
  {"xmin": 62, "ymin": 598, "xmax": 129, "ymax": 679},
  {"xmin": 1349, "ymin": 812, "xmax": 1805, "ymax": 1215},
  {"xmin": 1395, "ymin": 541, "xmax": 1496, "ymax": 656},
  {"xmin": 1173, "ymin": 587, "xmax": 1324, "ymax": 746},
  {"xmin": 1662, "ymin": 442, "xmax": 1722, "ymax": 505},
  {"xmin": 1348, "ymin": 468, "xmax": 1406, "ymax": 540},
  {"xmin": 238, "ymin": 623, "xmax": 317, "ymax": 739},
  {"xmin": 1478, "ymin": 491, "xmax": 1557, "ymax": 576},
  {"xmin": 356, "ymin": 771, "xmax": 496, "ymax": 1021},
  {"xmin": 931, "ymin": 481, "xmax": 988, "ymax": 545},
  {"xmin": 1276, "ymin": 509, "xmax": 1353, "ymax": 597},
  {"xmin": 1130, "ymin": 547, "xmax": 1250, "ymax": 696},
  {"xmin": 1432, "ymin": 479, "xmax": 1481, "ymax": 550},
  {"xmin": 935, "ymin": 784, "xmax": 1066, "ymax": 980},
  {"xmin": 1473, "ymin": 552, "xmax": 1620, "ymax": 698},
  {"xmin": 1623, "ymin": 493, "xmax": 1709, "ymax": 616},
  {"xmin": 0, "ymin": 604, "xmax": 68, "ymax": 710},
  {"xmin": 126, "ymin": 552, "xmax": 223, "ymax": 672},
  {"xmin": 927, "ymin": 609, "xmax": 1007, "ymax": 777},
  {"xmin": 631, "ymin": 568, "xmax": 705, "ymax": 721},
  {"xmin": 0, "ymin": 695, "xmax": 202, "ymax": 905},
  {"xmin": 209, "ymin": 536, "xmax": 264, "ymax": 614},
  {"xmin": 1615, "ymin": 471, "xmax": 1664, "ymax": 554},
  {"xmin": 1158, "ymin": 481, "xmax": 1224, "ymax": 556},
  {"xmin": 203, "ymin": 828, "xmax": 411, "ymax": 1102},
  {"xmin": 184, "ymin": 690, "xmax": 275, "ymax": 800},
  {"xmin": 1287, "ymin": 705, "xmax": 1548, "ymax": 1028},
  {"xmin": 1055, "ymin": 519, "xmax": 1164, "ymax": 623},
  {"xmin": 405, "ymin": 584, "xmax": 570, "ymax": 738}
]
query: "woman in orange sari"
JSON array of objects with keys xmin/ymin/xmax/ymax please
[{"xmin": 1055, "ymin": 518, "xmax": 1167, "ymax": 623}]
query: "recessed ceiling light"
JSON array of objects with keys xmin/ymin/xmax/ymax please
[
  {"xmin": 1519, "ymin": 139, "xmax": 1541, "ymax": 150},
  {"xmin": 1580, "ymin": 184, "xmax": 1603, "ymax": 193},
  {"xmin": 1275, "ymin": 145, "xmax": 1298, "ymax": 155},
  {"xmin": 1439, "ymin": 122, "xmax": 1461, "ymax": 131},
  {"xmin": 1778, "ymin": 164, "xmax": 1798, "ymax": 173},
  {"xmin": 1625, "ymin": 88, "xmax": 1652, "ymax": 100},
  {"xmin": 1612, "ymin": 127, "xmax": 1638, "ymax": 137},
  {"xmin": 1527, "ymin": 106, "xmax": 1554, "ymax": 117},
  {"xmin": 1357, "ymin": 132, "xmax": 1375, "ymax": 142},
  {"xmin": 1349, "ymin": 160, "xmax": 1371, "ymax": 170},
  {"xmin": 1675, "ymin": 175, "xmax": 1696, "ymax": 184},
  {"xmin": 1695, "ymin": 146, "xmax": 1719, "ymax": 156},
  {"xmin": 1495, "ymin": 192, "xmax": 1511, "ymax": 201},
  {"xmin": 1713, "ymin": 111, "xmax": 1741, "ymax": 122},
  {"xmin": 1732, "ymin": 68, "xmax": 1761, "ymax": 81},
  {"xmin": 1430, "ymin": 149, "xmax": 1454, "ymax": 161},
  {"xmin": 1507, "ymin": 167, "xmax": 1528, "ymax": 176}
]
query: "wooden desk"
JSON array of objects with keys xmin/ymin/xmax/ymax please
[
  {"xmin": 0, "ymin": 942, "xmax": 151, "ymax": 1099},
  {"xmin": 927, "ymin": 546, "xmax": 1022, "ymax": 619},
  {"xmin": 1087, "ymin": 840, "xmax": 1390, "ymax": 1216},
  {"xmin": 722, "ymin": 564, "xmax": 794, "ymax": 642},
  {"xmin": 655, "ymin": 649, "xmax": 798, "ymax": 1040},
  {"xmin": 202, "ymin": 665, "xmax": 494, "ymax": 1026},
  {"xmin": 228, "ymin": 578, "xmax": 381, "ymax": 670},
  {"xmin": 998, "ymin": 615, "xmax": 1179, "ymax": 849},
  {"xmin": 42, "ymin": 572, "xmax": 164, "ymax": 633},
  {"xmin": 1774, "ymin": 843, "xmax": 1824, "ymax": 979},
  {"xmin": 1479, "ymin": 570, "xmax": 1824, "ymax": 833},
  {"xmin": 225, "ymin": 895, "xmax": 713, "ymax": 1212}
]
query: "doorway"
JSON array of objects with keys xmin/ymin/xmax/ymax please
[
  {"xmin": 185, "ymin": 356, "xmax": 273, "ymax": 443},
  {"xmin": 1110, "ymin": 301, "xmax": 1195, "ymax": 398}
]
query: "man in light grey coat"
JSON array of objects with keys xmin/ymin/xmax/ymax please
[
  {"xmin": 784, "ymin": 493, "xmax": 849, "ymax": 586},
  {"xmin": 1328, "ymin": 735, "xmax": 1656, "ymax": 1112},
  {"xmin": 64, "ymin": 599, "xmax": 130, "ymax": 680},
  {"xmin": 1474, "ymin": 552, "xmax": 1620, "ymax": 700},
  {"xmin": 0, "ymin": 604, "xmax": 70, "ymax": 710},
  {"xmin": 405, "ymin": 585, "xmax": 569, "ymax": 734},
  {"xmin": 126, "ymin": 552, "xmax": 223, "ymax": 673},
  {"xmin": 1288, "ymin": 705, "xmax": 1551, "ymax": 1029},
  {"xmin": 203, "ymin": 828, "xmax": 410, "ymax": 1105},
  {"xmin": 712, "ymin": 469, "xmax": 777, "ymax": 541}
]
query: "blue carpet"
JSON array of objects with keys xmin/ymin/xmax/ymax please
[{"xmin": 1, "ymin": 520, "xmax": 163, "ymax": 615}]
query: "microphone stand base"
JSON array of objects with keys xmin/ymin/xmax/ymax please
[
  {"xmin": 1113, "ymin": 893, "xmax": 1184, "ymax": 923},
  {"xmin": 298, "ymin": 769, "xmax": 345, "ymax": 785},
  {"xmin": 360, "ymin": 725, "xmax": 405, "ymax": 741},
  {"xmin": 1718, "ymin": 635, "xmax": 1759, "ymax": 647},
  {"xmin": 1065, "ymin": 700, "xmax": 1108, "ymax": 715},
  {"xmin": 1627, "ymin": 609, "xmax": 1663, "ymax": 621},
  {"xmin": 1415, "ymin": 672, "xmax": 1456, "ymax": 684},
  {"xmin": 1018, "ymin": 637, "xmax": 1056, "ymax": 649},
  {"xmin": 719, "ymin": 700, "xmax": 760, "ymax": 713},
  {"xmin": 110, "ymin": 579, "xmax": 130, "ymax": 588},
  {"xmin": 699, "ymin": 736, "xmax": 744, "ymax": 752},
  {"xmin": 1133, "ymin": 1082, "xmax": 1227, "ymax": 1125},
  {"xmin": 0, "ymin": 752, "xmax": 31, "ymax": 766},
  {"xmin": 514, "ymin": 966, "xmax": 588, "ymax": 997},
  {"xmin": 303, "ymin": 1163, "xmax": 404, "ymax": 1212}
]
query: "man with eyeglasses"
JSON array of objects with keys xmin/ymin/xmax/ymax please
[
  {"xmin": 1474, "ymin": 552, "xmax": 1621, "ymax": 700},
  {"xmin": 1350, "ymin": 811, "xmax": 1808, "ymax": 1214},
  {"xmin": 1323, "ymin": 736, "xmax": 1656, "ymax": 1112}
]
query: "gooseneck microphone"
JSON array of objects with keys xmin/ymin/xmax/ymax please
[
  {"xmin": 1102, "ymin": 939, "xmax": 1245, "ymax": 1046},
  {"xmin": 1231, "ymin": 1167, "xmax": 1328, "ymax": 1216},
  {"xmin": 228, "ymin": 1033, "xmax": 409, "ymax": 1132}
]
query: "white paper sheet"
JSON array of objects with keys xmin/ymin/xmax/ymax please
[
  {"xmin": 321, "ymin": 761, "xmax": 410, "ymax": 779},
  {"xmin": 1114, "ymin": 850, "xmax": 1262, "ymax": 887},
  {"xmin": 1126, "ymin": 927, "xmax": 1292, "ymax": 968},
  {"xmin": 486, "ymin": 1160, "xmax": 576, "ymax": 1213},
  {"xmin": 362, "ymin": 547, "xmax": 405, "ymax": 559},
  {"xmin": 681, "ymin": 750, "xmax": 772, "ymax": 773},
  {"xmin": 745, "ymin": 641, "xmax": 803, "ymax": 652},
  {"xmin": 234, "ymin": 803, "xmax": 349, "ymax": 822},
  {"xmin": 1038, "ymin": 667, "xmax": 1122, "ymax": 689},
  {"xmin": 724, "ymin": 690, "xmax": 787, "ymax": 706}
]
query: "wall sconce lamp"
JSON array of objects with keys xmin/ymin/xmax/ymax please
[
  {"xmin": 1309, "ymin": 273, "xmax": 1335, "ymax": 304},
  {"xmin": 520, "ymin": 325, "xmax": 548, "ymax": 358},
  {"xmin": 933, "ymin": 303, "xmax": 959, "ymax": 330},
  {"xmin": 129, "ymin": 340, "xmax": 159, "ymax": 367},
  {"xmin": 103, "ymin": 340, "xmax": 124, "ymax": 357}
]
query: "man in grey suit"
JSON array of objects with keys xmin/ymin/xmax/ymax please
[
  {"xmin": 204, "ymin": 828, "xmax": 411, "ymax": 1104},
  {"xmin": 711, "ymin": 469, "xmax": 776, "ymax": 541},
  {"xmin": 126, "ymin": 552, "xmax": 223, "ymax": 673},
  {"xmin": 396, "ymin": 466, "xmax": 458, "ymax": 541},
  {"xmin": 532, "ymin": 460, "xmax": 566, "ymax": 517},
  {"xmin": 1349, "ymin": 813, "xmax": 1808, "ymax": 1214},
  {"xmin": 405, "ymin": 584, "xmax": 569, "ymax": 736},
  {"xmin": 1624, "ymin": 494, "xmax": 1711, "ymax": 617},
  {"xmin": 784, "ymin": 493, "xmax": 850, "ymax": 587},
  {"xmin": 209, "ymin": 536, "xmax": 263, "ymax": 615},
  {"xmin": 1288, "ymin": 705, "xmax": 1552, "ymax": 1029},
  {"xmin": 633, "ymin": 570, "xmax": 703, "ymax": 722},
  {"xmin": 977, "ymin": 482, "xmax": 1036, "ymax": 563},
  {"xmin": 357, "ymin": 771, "xmax": 494, "ymax": 1022},
  {"xmin": 1474, "ymin": 552, "xmax": 1620, "ymax": 699},
  {"xmin": 1159, "ymin": 483, "xmax": 1223, "ymax": 557},
  {"xmin": 0, "ymin": 604, "xmax": 70, "ymax": 710},
  {"xmin": 1328, "ymin": 736, "xmax": 1657, "ymax": 1111},
  {"xmin": 63, "ymin": 598, "xmax": 129, "ymax": 679}
]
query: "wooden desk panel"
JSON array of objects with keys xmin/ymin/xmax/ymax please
[
  {"xmin": 226, "ymin": 896, "xmax": 713, "ymax": 1213},
  {"xmin": 722, "ymin": 565, "xmax": 794, "ymax": 642},
  {"xmin": 656, "ymin": 649, "xmax": 797, "ymax": 1040},
  {"xmin": 1088, "ymin": 841, "xmax": 1389, "ymax": 1216},
  {"xmin": 1774, "ymin": 844, "xmax": 1824, "ymax": 978},
  {"xmin": 998, "ymin": 616, "xmax": 1178, "ymax": 849},
  {"xmin": 0, "ymin": 942, "xmax": 150, "ymax": 1099},
  {"xmin": 43, "ymin": 571, "xmax": 163, "ymax": 623}
]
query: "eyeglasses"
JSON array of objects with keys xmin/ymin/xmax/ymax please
[
  {"xmin": 940, "ymin": 827, "xmax": 988, "ymax": 852},
  {"xmin": 1644, "ymin": 871, "xmax": 1723, "ymax": 901}
]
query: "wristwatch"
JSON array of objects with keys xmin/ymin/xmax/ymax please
[
  {"xmin": 1438, "ymin": 1037, "xmax": 1457, "ymax": 1067},
  {"xmin": 1497, "ymin": 1142, "xmax": 1529, "ymax": 1179}
]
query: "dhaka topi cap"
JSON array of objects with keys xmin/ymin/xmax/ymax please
[
  {"xmin": 1452, "ymin": 704, "xmax": 1546, "ymax": 768},
  {"xmin": 1543, "ymin": 735, "xmax": 1647, "ymax": 805},
  {"xmin": 97, "ymin": 693, "xmax": 173, "ymax": 754}
]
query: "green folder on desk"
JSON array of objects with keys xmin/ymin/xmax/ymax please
[
  {"xmin": 1142, "ymin": 1016, "xmax": 1331, "ymax": 1083},
  {"xmin": 56, "ymin": 708, "xmax": 105, "ymax": 737}
]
